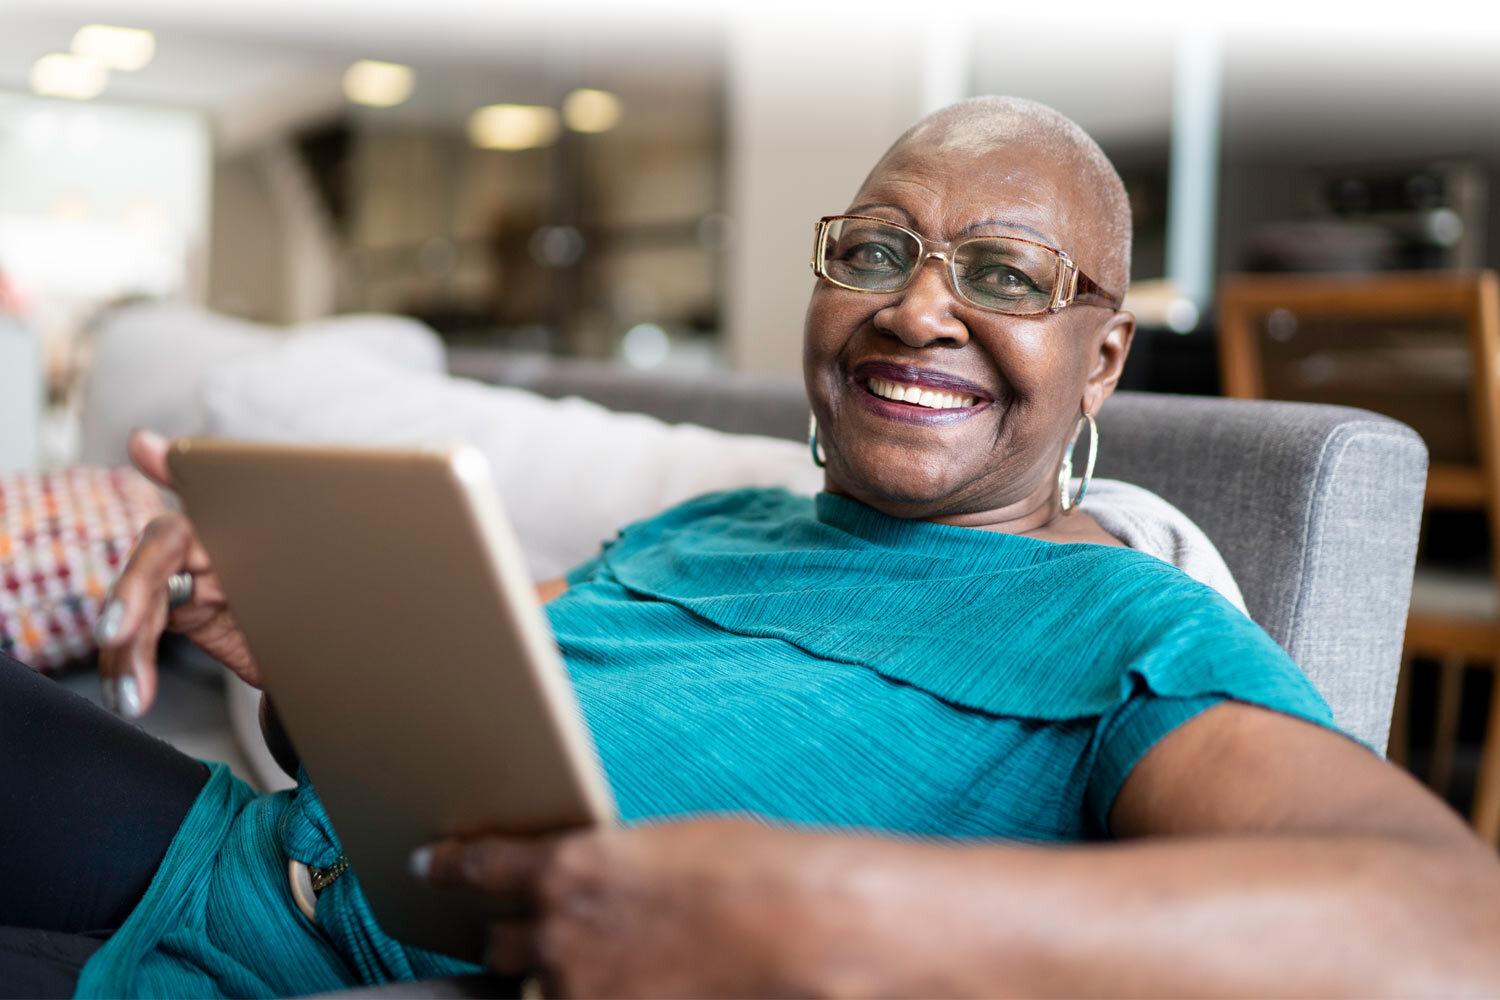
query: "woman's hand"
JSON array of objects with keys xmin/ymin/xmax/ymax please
[
  {"xmin": 95, "ymin": 429, "xmax": 260, "ymax": 717},
  {"xmin": 413, "ymin": 818, "xmax": 859, "ymax": 998}
]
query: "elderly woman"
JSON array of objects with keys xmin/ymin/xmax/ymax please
[{"xmin": 3, "ymin": 97, "xmax": 1498, "ymax": 998}]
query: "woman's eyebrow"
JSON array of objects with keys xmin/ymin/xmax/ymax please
[
  {"xmin": 847, "ymin": 203, "xmax": 1060, "ymax": 248},
  {"xmin": 958, "ymin": 217, "xmax": 1057, "ymax": 245},
  {"xmin": 847, "ymin": 202, "xmax": 918, "ymax": 226}
]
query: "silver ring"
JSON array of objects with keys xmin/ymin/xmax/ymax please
[{"xmin": 166, "ymin": 572, "xmax": 195, "ymax": 609}]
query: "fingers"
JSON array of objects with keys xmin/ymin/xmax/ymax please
[
  {"xmin": 97, "ymin": 642, "xmax": 141, "ymax": 716},
  {"xmin": 126, "ymin": 428, "xmax": 174, "ymax": 490},
  {"xmin": 483, "ymin": 919, "xmax": 541, "ymax": 976},
  {"xmin": 124, "ymin": 592, "xmax": 166, "ymax": 712},
  {"xmin": 99, "ymin": 513, "xmax": 193, "ymax": 641},
  {"xmin": 412, "ymin": 836, "xmax": 564, "ymax": 978},
  {"xmin": 95, "ymin": 513, "xmax": 195, "ymax": 717},
  {"xmin": 411, "ymin": 834, "xmax": 561, "ymax": 906}
]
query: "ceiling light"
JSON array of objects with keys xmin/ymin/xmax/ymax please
[
  {"xmin": 71, "ymin": 25, "xmax": 155, "ymax": 72},
  {"xmin": 31, "ymin": 54, "xmax": 109, "ymax": 100},
  {"xmin": 562, "ymin": 88, "xmax": 622, "ymax": 133},
  {"xmin": 342, "ymin": 60, "xmax": 414, "ymax": 108},
  {"xmin": 467, "ymin": 104, "xmax": 560, "ymax": 151}
]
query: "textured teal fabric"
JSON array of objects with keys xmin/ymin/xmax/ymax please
[
  {"xmin": 74, "ymin": 765, "xmax": 477, "ymax": 998},
  {"xmin": 78, "ymin": 488, "xmax": 1336, "ymax": 998}
]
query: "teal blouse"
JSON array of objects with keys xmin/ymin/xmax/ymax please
[{"xmin": 78, "ymin": 488, "xmax": 1337, "ymax": 998}]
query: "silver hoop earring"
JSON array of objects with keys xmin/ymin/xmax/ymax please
[
  {"xmin": 1057, "ymin": 412, "xmax": 1098, "ymax": 514},
  {"xmin": 808, "ymin": 414, "xmax": 826, "ymax": 468}
]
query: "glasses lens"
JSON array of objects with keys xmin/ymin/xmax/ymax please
[
  {"xmin": 820, "ymin": 218, "xmax": 920, "ymax": 293},
  {"xmin": 952, "ymin": 238, "xmax": 1058, "ymax": 314}
]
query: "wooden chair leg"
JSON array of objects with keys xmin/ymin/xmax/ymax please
[
  {"xmin": 1471, "ymin": 669, "xmax": 1500, "ymax": 847},
  {"xmin": 1430, "ymin": 654, "xmax": 1467, "ymax": 796},
  {"xmin": 1389, "ymin": 654, "xmax": 1413, "ymax": 766}
]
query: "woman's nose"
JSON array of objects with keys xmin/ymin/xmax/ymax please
[{"xmin": 873, "ymin": 256, "xmax": 969, "ymax": 348}]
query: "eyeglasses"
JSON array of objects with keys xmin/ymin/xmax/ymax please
[{"xmin": 810, "ymin": 214, "xmax": 1122, "ymax": 317}]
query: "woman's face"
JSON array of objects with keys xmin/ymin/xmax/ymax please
[{"xmin": 803, "ymin": 142, "xmax": 1131, "ymax": 521}]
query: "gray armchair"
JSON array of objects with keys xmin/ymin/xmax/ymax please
[{"xmin": 1094, "ymin": 392, "xmax": 1426, "ymax": 754}]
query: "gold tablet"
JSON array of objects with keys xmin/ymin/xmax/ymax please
[{"xmin": 168, "ymin": 439, "xmax": 615, "ymax": 961}]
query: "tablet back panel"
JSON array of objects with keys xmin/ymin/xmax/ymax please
[{"xmin": 168, "ymin": 440, "xmax": 615, "ymax": 961}]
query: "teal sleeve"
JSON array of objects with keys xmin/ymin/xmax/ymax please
[{"xmin": 1085, "ymin": 692, "xmax": 1223, "ymax": 836}]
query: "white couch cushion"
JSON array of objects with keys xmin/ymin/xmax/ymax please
[
  {"xmin": 79, "ymin": 303, "xmax": 444, "ymax": 467},
  {"xmin": 200, "ymin": 337, "xmax": 825, "ymax": 581}
]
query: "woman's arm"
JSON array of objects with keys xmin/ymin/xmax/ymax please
[
  {"xmin": 418, "ymin": 703, "xmax": 1500, "ymax": 998},
  {"xmin": 806, "ymin": 703, "xmax": 1500, "ymax": 997},
  {"xmin": 258, "ymin": 578, "xmax": 571, "ymax": 780}
]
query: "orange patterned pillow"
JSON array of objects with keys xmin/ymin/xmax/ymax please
[{"xmin": 0, "ymin": 467, "xmax": 164, "ymax": 672}]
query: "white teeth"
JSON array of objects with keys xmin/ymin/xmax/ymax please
[{"xmin": 866, "ymin": 377, "xmax": 977, "ymax": 410}]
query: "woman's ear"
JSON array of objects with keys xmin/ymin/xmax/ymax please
[{"xmin": 1081, "ymin": 311, "xmax": 1136, "ymax": 416}]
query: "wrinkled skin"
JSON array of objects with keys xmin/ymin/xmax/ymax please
[
  {"xmin": 96, "ymin": 431, "xmax": 259, "ymax": 711},
  {"xmin": 419, "ymin": 819, "xmax": 869, "ymax": 998}
]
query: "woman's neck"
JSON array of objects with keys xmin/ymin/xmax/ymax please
[{"xmin": 825, "ymin": 478, "xmax": 1123, "ymax": 547}]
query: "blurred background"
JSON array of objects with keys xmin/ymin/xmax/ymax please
[
  {"xmin": 3, "ymin": 0, "xmax": 1499, "ymax": 462},
  {"xmin": 4, "ymin": 0, "xmax": 1500, "ymax": 823}
]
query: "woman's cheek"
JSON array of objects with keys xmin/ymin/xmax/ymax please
[
  {"xmin": 805, "ymin": 301, "xmax": 860, "ymax": 362},
  {"xmin": 976, "ymin": 326, "xmax": 1073, "ymax": 414},
  {"xmin": 803, "ymin": 300, "xmax": 866, "ymax": 415}
]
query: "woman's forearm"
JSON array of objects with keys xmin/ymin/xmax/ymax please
[{"xmin": 811, "ymin": 832, "xmax": 1500, "ymax": 997}]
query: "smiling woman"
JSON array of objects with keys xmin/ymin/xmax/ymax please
[
  {"xmin": 3, "ymin": 96, "xmax": 1499, "ymax": 999},
  {"xmin": 803, "ymin": 102, "xmax": 1135, "ymax": 539}
]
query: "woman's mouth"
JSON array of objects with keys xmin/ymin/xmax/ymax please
[
  {"xmin": 865, "ymin": 377, "xmax": 977, "ymax": 410},
  {"xmin": 846, "ymin": 361, "xmax": 993, "ymax": 424}
]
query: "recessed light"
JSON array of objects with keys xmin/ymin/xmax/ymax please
[
  {"xmin": 71, "ymin": 25, "xmax": 155, "ymax": 72},
  {"xmin": 468, "ymin": 104, "xmax": 560, "ymax": 150},
  {"xmin": 562, "ymin": 88, "xmax": 622, "ymax": 133},
  {"xmin": 342, "ymin": 60, "xmax": 415, "ymax": 108},
  {"xmin": 31, "ymin": 54, "xmax": 109, "ymax": 100}
]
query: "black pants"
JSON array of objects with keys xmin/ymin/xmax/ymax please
[{"xmin": 0, "ymin": 651, "xmax": 208, "ymax": 997}]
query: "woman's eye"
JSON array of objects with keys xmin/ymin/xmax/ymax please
[
  {"xmin": 970, "ymin": 266, "xmax": 1035, "ymax": 297},
  {"xmin": 843, "ymin": 243, "xmax": 903, "ymax": 270}
]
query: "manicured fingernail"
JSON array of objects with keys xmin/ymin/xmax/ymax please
[
  {"xmin": 116, "ymin": 675, "xmax": 143, "ymax": 719},
  {"xmin": 94, "ymin": 600, "xmax": 125, "ymax": 644},
  {"xmin": 408, "ymin": 845, "xmax": 433, "ymax": 881}
]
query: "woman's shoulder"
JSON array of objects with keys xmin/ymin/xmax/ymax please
[
  {"xmin": 1081, "ymin": 478, "xmax": 1247, "ymax": 611},
  {"xmin": 1081, "ymin": 556, "xmax": 1336, "ymax": 730}
]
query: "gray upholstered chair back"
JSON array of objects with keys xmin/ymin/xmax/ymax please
[
  {"xmin": 1095, "ymin": 393, "xmax": 1426, "ymax": 753},
  {"xmin": 483, "ymin": 360, "xmax": 1428, "ymax": 753}
]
